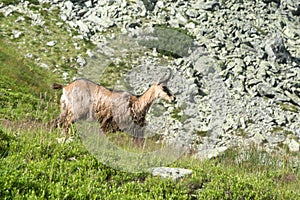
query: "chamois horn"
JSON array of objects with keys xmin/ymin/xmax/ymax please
[{"xmin": 158, "ymin": 68, "xmax": 172, "ymax": 84}]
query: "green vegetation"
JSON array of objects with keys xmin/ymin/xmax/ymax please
[
  {"xmin": 1, "ymin": 0, "xmax": 20, "ymax": 6},
  {"xmin": 99, "ymin": 61, "xmax": 131, "ymax": 87},
  {"xmin": 2, "ymin": 0, "xmax": 39, "ymax": 6},
  {"xmin": 280, "ymin": 102, "xmax": 299, "ymax": 113},
  {"xmin": 0, "ymin": 3, "xmax": 95, "ymax": 81},
  {"xmin": 170, "ymin": 107, "xmax": 189, "ymax": 123},
  {"xmin": 0, "ymin": 124, "xmax": 299, "ymax": 199},
  {"xmin": 0, "ymin": 38, "xmax": 60, "ymax": 121},
  {"xmin": 139, "ymin": 25, "xmax": 195, "ymax": 58},
  {"xmin": 195, "ymin": 130, "xmax": 210, "ymax": 137},
  {"xmin": 1, "ymin": 38, "xmax": 299, "ymax": 200},
  {"xmin": 104, "ymin": 130, "xmax": 166, "ymax": 154}
]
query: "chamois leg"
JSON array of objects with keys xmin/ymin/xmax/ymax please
[
  {"xmin": 100, "ymin": 115, "xmax": 114, "ymax": 134},
  {"xmin": 51, "ymin": 111, "xmax": 66, "ymax": 130},
  {"xmin": 63, "ymin": 110, "xmax": 73, "ymax": 142},
  {"xmin": 53, "ymin": 99, "xmax": 68, "ymax": 129},
  {"xmin": 54, "ymin": 115, "xmax": 66, "ymax": 129},
  {"xmin": 132, "ymin": 137, "xmax": 145, "ymax": 149},
  {"xmin": 130, "ymin": 127, "xmax": 146, "ymax": 149}
]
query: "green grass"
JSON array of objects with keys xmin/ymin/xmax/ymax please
[
  {"xmin": 0, "ymin": 39, "xmax": 298, "ymax": 198},
  {"xmin": 99, "ymin": 61, "xmax": 131, "ymax": 87},
  {"xmin": 0, "ymin": 37, "xmax": 60, "ymax": 121},
  {"xmin": 0, "ymin": 3, "xmax": 95, "ymax": 81},
  {"xmin": 0, "ymin": 125, "xmax": 299, "ymax": 199}
]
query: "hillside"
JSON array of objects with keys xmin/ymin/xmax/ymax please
[{"xmin": 0, "ymin": 0, "xmax": 299, "ymax": 199}]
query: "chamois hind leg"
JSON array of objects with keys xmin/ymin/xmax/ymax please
[
  {"xmin": 131, "ymin": 127, "xmax": 146, "ymax": 149},
  {"xmin": 63, "ymin": 110, "xmax": 74, "ymax": 142},
  {"xmin": 54, "ymin": 114, "xmax": 66, "ymax": 129},
  {"xmin": 52, "ymin": 99, "xmax": 68, "ymax": 130},
  {"xmin": 132, "ymin": 137, "xmax": 145, "ymax": 149}
]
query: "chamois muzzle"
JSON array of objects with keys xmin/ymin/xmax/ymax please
[{"xmin": 171, "ymin": 96, "xmax": 177, "ymax": 103}]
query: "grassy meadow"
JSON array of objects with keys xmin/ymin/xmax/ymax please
[{"xmin": 1, "ymin": 34, "xmax": 300, "ymax": 200}]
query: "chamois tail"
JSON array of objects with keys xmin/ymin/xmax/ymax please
[{"xmin": 51, "ymin": 83, "xmax": 63, "ymax": 90}]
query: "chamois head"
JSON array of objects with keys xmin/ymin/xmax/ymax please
[{"xmin": 152, "ymin": 68, "xmax": 176, "ymax": 103}]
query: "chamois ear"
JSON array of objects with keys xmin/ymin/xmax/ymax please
[{"xmin": 158, "ymin": 68, "xmax": 172, "ymax": 85}]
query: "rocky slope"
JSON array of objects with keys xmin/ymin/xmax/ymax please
[{"xmin": 1, "ymin": 0, "xmax": 299, "ymax": 159}]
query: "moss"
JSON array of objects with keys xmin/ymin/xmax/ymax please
[
  {"xmin": 195, "ymin": 130, "xmax": 209, "ymax": 137},
  {"xmin": 279, "ymin": 102, "xmax": 299, "ymax": 113},
  {"xmin": 278, "ymin": 142, "xmax": 290, "ymax": 152},
  {"xmin": 139, "ymin": 25, "xmax": 195, "ymax": 58},
  {"xmin": 27, "ymin": 0, "xmax": 40, "ymax": 5},
  {"xmin": 1, "ymin": 0, "xmax": 20, "ymax": 6},
  {"xmin": 253, "ymin": 25, "xmax": 267, "ymax": 36},
  {"xmin": 170, "ymin": 107, "xmax": 189, "ymax": 123},
  {"xmin": 270, "ymin": 126, "xmax": 284, "ymax": 133},
  {"xmin": 247, "ymin": 119, "xmax": 254, "ymax": 124},
  {"xmin": 187, "ymin": 19, "xmax": 200, "ymax": 26},
  {"xmin": 234, "ymin": 128, "xmax": 246, "ymax": 137},
  {"xmin": 98, "ymin": 61, "xmax": 131, "ymax": 87}
]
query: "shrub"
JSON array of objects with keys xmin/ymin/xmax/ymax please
[{"xmin": 139, "ymin": 25, "xmax": 195, "ymax": 58}]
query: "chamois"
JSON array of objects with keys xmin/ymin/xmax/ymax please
[{"xmin": 52, "ymin": 68, "xmax": 176, "ymax": 140}]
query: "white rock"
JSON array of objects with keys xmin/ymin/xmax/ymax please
[
  {"xmin": 151, "ymin": 167, "xmax": 192, "ymax": 180},
  {"xmin": 60, "ymin": 13, "xmax": 67, "ymax": 21},
  {"xmin": 76, "ymin": 20, "xmax": 90, "ymax": 35},
  {"xmin": 86, "ymin": 49, "xmax": 95, "ymax": 58},
  {"xmin": 193, "ymin": 146, "xmax": 228, "ymax": 161},
  {"xmin": 63, "ymin": 0, "xmax": 73, "ymax": 18},
  {"xmin": 77, "ymin": 56, "xmax": 86, "ymax": 67},
  {"xmin": 13, "ymin": 30, "xmax": 23, "ymax": 38},
  {"xmin": 46, "ymin": 41, "xmax": 56, "ymax": 47},
  {"xmin": 156, "ymin": 1, "xmax": 164, "ymax": 9},
  {"xmin": 185, "ymin": 22, "xmax": 196, "ymax": 30},
  {"xmin": 287, "ymin": 139, "xmax": 300, "ymax": 152},
  {"xmin": 175, "ymin": 13, "xmax": 188, "ymax": 25},
  {"xmin": 2, "ymin": 6, "xmax": 14, "ymax": 17},
  {"xmin": 85, "ymin": 0, "xmax": 93, "ymax": 8},
  {"xmin": 15, "ymin": 16, "xmax": 25, "ymax": 23},
  {"xmin": 39, "ymin": 63, "xmax": 50, "ymax": 69}
]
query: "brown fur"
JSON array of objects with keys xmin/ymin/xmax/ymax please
[{"xmin": 52, "ymin": 69, "xmax": 176, "ymax": 140}]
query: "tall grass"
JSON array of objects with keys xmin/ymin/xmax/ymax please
[
  {"xmin": 0, "ymin": 38, "xmax": 60, "ymax": 122},
  {"xmin": 0, "ymin": 123, "xmax": 299, "ymax": 199}
]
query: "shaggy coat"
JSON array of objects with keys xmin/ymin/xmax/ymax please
[{"xmin": 52, "ymin": 68, "xmax": 176, "ymax": 138}]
